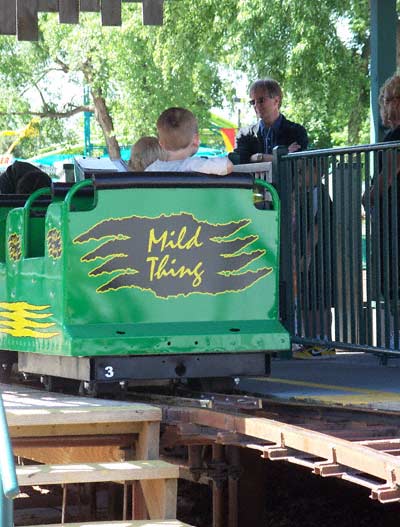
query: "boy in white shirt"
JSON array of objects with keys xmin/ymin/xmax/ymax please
[{"xmin": 145, "ymin": 107, "xmax": 233, "ymax": 175}]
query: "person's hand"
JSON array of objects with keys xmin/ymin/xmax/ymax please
[
  {"xmin": 225, "ymin": 159, "xmax": 234, "ymax": 174},
  {"xmin": 288, "ymin": 142, "xmax": 301, "ymax": 153},
  {"xmin": 250, "ymin": 153, "xmax": 273, "ymax": 162}
]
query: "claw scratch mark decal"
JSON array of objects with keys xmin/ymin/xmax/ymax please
[
  {"xmin": 47, "ymin": 228, "xmax": 62, "ymax": 259},
  {"xmin": 8, "ymin": 233, "xmax": 21, "ymax": 261},
  {"xmin": 0, "ymin": 302, "xmax": 59, "ymax": 338},
  {"xmin": 74, "ymin": 212, "xmax": 273, "ymax": 299}
]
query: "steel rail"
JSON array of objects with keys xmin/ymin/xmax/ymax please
[{"xmin": 161, "ymin": 399, "xmax": 400, "ymax": 504}]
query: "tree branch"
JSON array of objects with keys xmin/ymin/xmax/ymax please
[
  {"xmin": 0, "ymin": 106, "xmax": 93, "ymax": 119},
  {"xmin": 54, "ymin": 57, "xmax": 70, "ymax": 73}
]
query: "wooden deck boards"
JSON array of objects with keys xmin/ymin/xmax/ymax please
[
  {"xmin": 17, "ymin": 459, "xmax": 179, "ymax": 485},
  {"xmin": 1, "ymin": 383, "xmax": 161, "ymax": 463},
  {"xmin": 2, "ymin": 383, "xmax": 161, "ymax": 429},
  {"xmin": 2, "ymin": 383, "xmax": 174, "ymax": 519}
]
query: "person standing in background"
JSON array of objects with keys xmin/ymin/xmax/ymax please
[{"xmin": 231, "ymin": 78, "xmax": 308, "ymax": 164}]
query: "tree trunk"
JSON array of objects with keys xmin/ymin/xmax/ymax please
[{"xmin": 91, "ymin": 91, "xmax": 121, "ymax": 160}]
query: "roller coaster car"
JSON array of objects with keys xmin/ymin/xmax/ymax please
[{"xmin": 0, "ymin": 172, "xmax": 289, "ymax": 391}]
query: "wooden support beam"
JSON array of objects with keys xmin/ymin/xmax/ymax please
[
  {"xmin": 13, "ymin": 443, "xmax": 131, "ymax": 464},
  {"xmin": 133, "ymin": 480, "xmax": 148, "ymax": 520},
  {"xmin": 16, "ymin": 0, "xmax": 39, "ymax": 41},
  {"xmin": 80, "ymin": 0, "xmax": 101, "ymax": 10},
  {"xmin": 0, "ymin": 0, "xmax": 165, "ymax": 41},
  {"xmin": 135, "ymin": 421, "xmax": 163, "ymax": 521},
  {"xmin": 211, "ymin": 444, "xmax": 225, "ymax": 527},
  {"xmin": 101, "ymin": 0, "xmax": 122, "ymax": 26},
  {"xmin": 0, "ymin": 0, "xmax": 17, "ymax": 35},
  {"xmin": 142, "ymin": 0, "xmax": 163, "ymax": 25},
  {"xmin": 140, "ymin": 478, "xmax": 177, "ymax": 519},
  {"xmin": 38, "ymin": 0, "xmax": 58, "ymax": 11},
  {"xmin": 170, "ymin": 407, "xmax": 400, "ymax": 484},
  {"xmin": 17, "ymin": 459, "xmax": 179, "ymax": 486},
  {"xmin": 59, "ymin": 0, "xmax": 79, "ymax": 23}
]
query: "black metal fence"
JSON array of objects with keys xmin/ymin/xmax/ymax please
[{"xmin": 268, "ymin": 142, "xmax": 400, "ymax": 356}]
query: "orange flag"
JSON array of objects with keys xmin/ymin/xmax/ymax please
[{"xmin": 220, "ymin": 128, "xmax": 237, "ymax": 152}]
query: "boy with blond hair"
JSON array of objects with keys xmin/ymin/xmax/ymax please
[{"xmin": 145, "ymin": 107, "xmax": 233, "ymax": 175}]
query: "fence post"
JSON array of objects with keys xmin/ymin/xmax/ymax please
[{"xmin": 273, "ymin": 146, "xmax": 293, "ymax": 357}]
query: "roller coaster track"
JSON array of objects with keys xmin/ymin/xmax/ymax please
[
  {"xmin": 135, "ymin": 391, "xmax": 400, "ymax": 504},
  {"xmin": 6, "ymin": 377, "xmax": 400, "ymax": 505}
]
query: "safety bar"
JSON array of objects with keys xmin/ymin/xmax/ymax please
[
  {"xmin": 254, "ymin": 178, "xmax": 280, "ymax": 212},
  {"xmin": 58, "ymin": 171, "xmax": 253, "ymax": 190},
  {"xmin": 0, "ymin": 194, "xmax": 51, "ymax": 208}
]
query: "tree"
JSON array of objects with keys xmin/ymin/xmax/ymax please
[
  {"xmin": 0, "ymin": 1, "xmax": 378, "ymax": 155},
  {"xmin": 0, "ymin": 2, "xmax": 238, "ymax": 159},
  {"xmin": 226, "ymin": 0, "xmax": 371, "ymax": 147}
]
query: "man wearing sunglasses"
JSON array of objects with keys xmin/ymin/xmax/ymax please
[{"xmin": 230, "ymin": 78, "xmax": 308, "ymax": 164}]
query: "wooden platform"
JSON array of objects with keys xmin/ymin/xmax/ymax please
[
  {"xmin": 17, "ymin": 460, "xmax": 179, "ymax": 486},
  {"xmin": 2, "ymin": 383, "xmax": 184, "ymax": 522},
  {"xmin": 2, "ymin": 383, "xmax": 161, "ymax": 463}
]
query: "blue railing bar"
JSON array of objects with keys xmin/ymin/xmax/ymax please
[
  {"xmin": 0, "ymin": 478, "xmax": 14, "ymax": 527},
  {"xmin": 0, "ymin": 395, "xmax": 19, "ymax": 499}
]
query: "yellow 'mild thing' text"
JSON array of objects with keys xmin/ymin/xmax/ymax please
[
  {"xmin": 147, "ymin": 255, "xmax": 204, "ymax": 287},
  {"xmin": 147, "ymin": 226, "xmax": 203, "ymax": 253}
]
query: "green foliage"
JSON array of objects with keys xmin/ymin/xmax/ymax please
[
  {"xmin": 0, "ymin": 0, "xmax": 373, "ymax": 156},
  {"xmin": 34, "ymin": 4, "xmax": 238, "ymax": 151},
  {"xmin": 228, "ymin": 0, "xmax": 370, "ymax": 147}
]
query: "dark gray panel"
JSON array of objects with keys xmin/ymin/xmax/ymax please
[
  {"xmin": 38, "ymin": 0, "xmax": 58, "ymax": 11},
  {"xmin": 94, "ymin": 352, "xmax": 270, "ymax": 381},
  {"xmin": 0, "ymin": 0, "xmax": 16, "ymax": 34},
  {"xmin": 16, "ymin": 0, "xmax": 38, "ymax": 41},
  {"xmin": 101, "ymin": 0, "xmax": 122, "ymax": 26},
  {"xmin": 80, "ymin": 0, "xmax": 101, "ymax": 10},
  {"xmin": 142, "ymin": 0, "xmax": 163, "ymax": 25},
  {"xmin": 59, "ymin": 0, "xmax": 79, "ymax": 22}
]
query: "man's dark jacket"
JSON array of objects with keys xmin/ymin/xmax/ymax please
[{"xmin": 232, "ymin": 114, "xmax": 308, "ymax": 164}]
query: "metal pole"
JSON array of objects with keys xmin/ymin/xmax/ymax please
[
  {"xmin": 212, "ymin": 444, "xmax": 225, "ymax": 527},
  {"xmin": 370, "ymin": 0, "xmax": 397, "ymax": 143},
  {"xmin": 84, "ymin": 85, "xmax": 92, "ymax": 156},
  {"xmin": 227, "ymin": 446, "xmax": 240, "ymax": 527}
]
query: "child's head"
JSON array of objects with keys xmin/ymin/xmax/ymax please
[
  {"xmin": 156, "ymin": 107, "xmax": 199, "ymax": 154},
  {"xmin": 128, "ymin": 136, "xmax": 166, "ymax": 171}
]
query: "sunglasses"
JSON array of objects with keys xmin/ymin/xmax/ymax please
[{"xmin": 249, "ymin": 95, "xmax": 272, "ymax": 106}]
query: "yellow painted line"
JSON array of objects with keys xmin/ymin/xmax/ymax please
[
  {"xmin": 303, "ymin": 393, "xmax": 400, "ymax": 404},
  {"xmin": 256, "ymin": 377, "xmax": 400, "ymax": 399}
]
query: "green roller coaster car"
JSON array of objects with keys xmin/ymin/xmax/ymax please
[{"xmin": 0, "ymin": 172, "xmax": 289, "ymax": 388}]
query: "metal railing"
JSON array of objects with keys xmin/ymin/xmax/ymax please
[
  {"xmin": 268, "ymin": 142, "xmax": 400, "ymax": 356},
  {"xmin": 0, "ymin": 393, "xmax": 19, "ymax": 526}
]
